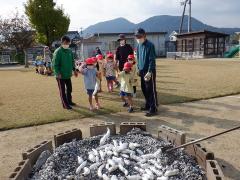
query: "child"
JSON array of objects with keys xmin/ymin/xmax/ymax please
[
  {"xmin": 44, "ymin": 61, "xmax": 53, "ymax": 76},
  {"xmin": 127, "ymin": 54, "xmax": 138, "ymax": 97},
  {"xmin": 119, "ymin": 62, "xmax": 134, "ymax": 113},
  {"xmin": 103, "ymin": 53, "xmax": 119, "ymax": 92},
  {"xmin": 79, "ymin": 58, "xmax": 101, "ymax": 111},
  {"xmin": 38, "ymin": 61, "xmax": 45, "ymax": 75}
]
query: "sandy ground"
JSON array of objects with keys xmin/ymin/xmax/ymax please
[{"xmin": 1, "ymin": 95, "xmax": 240, "ymax": 180}]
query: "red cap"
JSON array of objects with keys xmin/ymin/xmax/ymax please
[
  {"xmin": 123, "ymin": 62, "xmax": 132, "ymax": 70},
  {"xmin": 85, "ymin": 58, "xmax": 94, "ymax": 65},
  {"xmin": 91, "ymin": 57, "xmax": 97, "ymax": 63},
  {"xmin": 106, "ymin": 52, "xmax": 114, "ymax": 58},
  {"xmin": 96, "ymin": 54, "xmax": 103, "ymax": 60},
  {"xmin": 127, "ymin": 54, "xmax": 135, "ymax": 60}
]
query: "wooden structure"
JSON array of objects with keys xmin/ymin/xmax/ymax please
[{"xmin": 176, "ymin": 30, "xmax": 229, "ymax": 58}]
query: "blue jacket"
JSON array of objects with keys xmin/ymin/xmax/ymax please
[{"xmin": 136, "ymin": 39, "xmax": 156, "ymax": 72}]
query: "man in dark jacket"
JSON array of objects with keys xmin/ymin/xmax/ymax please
[
  {"xmin": 115, "ymin": 34, "xmax": 133, "ymax": 71},
  {"xmin": 52, "ymin": 36, "xmax": 78, "ymax": 110},
  {"xmin": 135, "ymin": 28, "xmax": 158, "ymax": 117}
]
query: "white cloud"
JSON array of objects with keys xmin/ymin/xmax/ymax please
[{"xmin": 0, "ymin": 0, "xmax": 240, "ymax": 30}]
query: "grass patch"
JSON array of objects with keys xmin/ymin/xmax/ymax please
[{"xmin": 1, "ymin": 59, "xmax": 240, "ymax": 130}]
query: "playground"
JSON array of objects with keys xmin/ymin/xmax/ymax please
[
  {"xmin": 1, "ymin": 78, "xmax": 240, "ymax": 180},
  {"xmin": 1, "ymin": 58, "xmax": 240, "ymax": 130}
]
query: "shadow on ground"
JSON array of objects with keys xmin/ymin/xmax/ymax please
[{"xmin": 217, "ymin": 158, "xmax": 240, "ymax": 180}]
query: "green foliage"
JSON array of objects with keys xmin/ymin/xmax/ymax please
[
  {"xmin": 15, "ymin": 52, "xmax": 25, "ymax": 64},
  {"xmin": 25, "ymin": 0, "xmax": 70, "ymax": 46}
]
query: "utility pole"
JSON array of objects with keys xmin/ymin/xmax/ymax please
[
  {"xmin": 80, "ymin": 27, "xmax": 84, "ymax": 61},
  {"xmin": 188, "ymin": 0, "xmax": 192, "ymax": 32},
  {"xmin": 179, "ymin": 0, "xmax": 188, "ymax": 34},
  {"xmin": 179, "ymin": 0, "xmax": 192, "ymax": 34}
]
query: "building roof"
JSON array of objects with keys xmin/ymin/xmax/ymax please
[
  {"xmin": 176, "ymin": 30, "xmax": 229, "ymax": 37},
  {"xmin": 93, "ymin": 31, "xmax": 167, "ymax": 36}
]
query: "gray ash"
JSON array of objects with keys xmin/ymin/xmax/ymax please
[{"xmin": 30, "ymin": 129, "xmax": 204, "ymax": 180}]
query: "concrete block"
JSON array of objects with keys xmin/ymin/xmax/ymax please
[
  {"xmin": 120, "ymin": 122, "xmax": 146, "ymax": 135},
  {"xmin": 158, "ymin": 125, "xmax": 186, "ymax": 146},
  {"xmin": 206, "ymin": 160, "xmax": 225, "ymax": 180},
  {"xmin": 9, "ymin": 159, "xmax": 31, "ymax": 180},
  {"xmin": 185, "ymin": 143, "xmax": 215, "ymax": 170},
  {"xmin": 54, "ymin": 129, "xmax": 82, "ymax": 148},
  {"xmin": 90, "ymin": 122, "xmax": 116, "ymax": 137},
  {"xmin": 22, "ymin": 141, "xmax": 53, "ymax": 167}
]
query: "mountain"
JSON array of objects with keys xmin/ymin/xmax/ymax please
[
  {"xmin": 83, "ymin": 15, "xmax": 240, "ymax": 37},
  {"xmin": 84, "ymin": 17, "xmax": 135, "ymax": 35}
]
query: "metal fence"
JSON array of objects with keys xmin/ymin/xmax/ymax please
[
  {"xmin": 166, "ymin": 51, "xmax": 204, "ymax": 60},
  {"xmin": 0, "ymin": 55, "xmax": 11, "ymax": 63}
]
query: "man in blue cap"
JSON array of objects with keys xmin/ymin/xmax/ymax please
[{"xmin": 135, "ymin": 28, "xmax": 158, "ymax": 117}]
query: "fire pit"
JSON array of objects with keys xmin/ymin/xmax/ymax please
[{"xmin": 9, "ymin": 122, "xmax": 225, "ymax": 180}]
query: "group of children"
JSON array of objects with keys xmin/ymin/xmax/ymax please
[
  {"xmin": 35, "ymin": 47, "xmax": 53, "ymax": 76},
  {"xmin": 76, "ymin": 52, "xmax": 138, "ymax": 113},
  {"xmin": 34, "ymin": 55, "xmax": 53, "ymax": 76}
]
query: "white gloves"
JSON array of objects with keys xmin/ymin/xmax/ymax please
[{"xmin": 144, "ymin": 72, "xmax": 152, "ymax": 82}]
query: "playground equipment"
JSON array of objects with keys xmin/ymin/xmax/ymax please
[{"xmin": 224, "ymin": 45, "xmax": 240, "ymax": 58}]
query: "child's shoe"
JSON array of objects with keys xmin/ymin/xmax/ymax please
[
  {"xmin": 123, "ymin": 102, "xmax": 128, "ymax": 107},
  {"xmin": 89, "ymin": 105, "xmax": 94, "ymax": 111},
  {"xmin": 114, "ymin": 82, "xmax": 120, "ymax": 88},
  {"xmin": 128, "ymin": 107, "xmax": 134, "ymax": 113},
  {"xmin": 95, "ymin": 103, "xmax": 101, "ymax": 110}
]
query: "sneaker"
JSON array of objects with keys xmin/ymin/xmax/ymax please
[
  {"xmin": 89, "ymin": 105, "xmax": 94, "ymax": 111},
  {"xmin": 69, "ymin": 102, "xmax": 76, "ymax": 106},
  {"xmin": 133, "ymin": 93, "xmax": 137, "ymax": 98},
  {"xmin": 95, "ymin": 103, "xmax": 101, "ymax": 110},
  {"xmin": 123, "ymin": 102, "xmax": 128, "ymax": 107},
  {"xmin": 128, "ymin": 107, "xmax": 134, "ymax": 113},
  {"xmin": 64, "ymin": 106, "xmax": 72, "ymax": 110},
  {"xmin": 145, "ymin": 111, "xmax": 157, "ymax": 117},
  {"xmin": 114, "ymin": 83, "xmax": 120, "ymax": 88}
]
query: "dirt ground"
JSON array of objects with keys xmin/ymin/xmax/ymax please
[{"xmin": 1, "ymin": 95, "xmax": 240, "ymax": 180}]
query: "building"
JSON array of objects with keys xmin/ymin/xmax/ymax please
[
  {"xmin": 0, "ymin": 48, "xmax": 16, "ymax": 64},
  {"xmin": 80, "ymin": 32, "xmax": 167, "ymax": 59},
  {"xmin": 26, "ymin": 45, "xmax": 46, "ymax": 63},
  {"xmin": 236, "ymin": 32, "xmax": 240, "ymax": 45},
  {"xmin": 52, "ymin": 31, "xmax": 81, "ymax": 59},
  {"xmin": 176, "ymin": 30, "xmax": 229, "ymax": 58}
]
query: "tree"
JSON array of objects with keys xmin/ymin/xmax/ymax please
[
  {"xmin": 25, "ymin": 0, "xmax": 70, "ymax": 47},
  {"xmin": 0, "ymin": 13, "xmax": 35, "ymax": 67}
]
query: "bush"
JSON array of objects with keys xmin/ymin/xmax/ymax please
[{"xmin": 15, "ymin": 53, "xmax": 25, "ymax": 64}]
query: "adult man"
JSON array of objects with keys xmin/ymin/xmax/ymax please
[
  {"xmin": 115, "ymin": 34, "xmax": 133, "ymax": 71},
  {"xmin": 95, "ymin": 47, "xmax": 102, "ymax": 56},
  {"xmin": 135, "ymin": 28, "xmax": 158, "ymax": 117},
  {"xmin": 52, "ymin": 36, "xmax": 78, "ymax": 109}
]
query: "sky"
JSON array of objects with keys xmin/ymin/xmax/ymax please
[{"xmin": 0, "ymin": 0, "xmax": 240, "ymax": 31}]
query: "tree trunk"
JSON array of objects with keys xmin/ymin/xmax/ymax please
[{"xmin": 24, "ymin": 49, "xmax": 29, "ymax": 68}]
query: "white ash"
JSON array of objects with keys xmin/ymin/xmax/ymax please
[{"xmin": 29, "ymin": 128, "xmax": 204, "ymax": 180}]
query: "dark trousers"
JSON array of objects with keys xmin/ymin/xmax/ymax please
[
  {"xmin": 140, "ymin": 70, "xmax": 158, "ymax": 112},
  {"xmin": 56, "ymin": 78, "xmax": 72, "ymax": 108}
]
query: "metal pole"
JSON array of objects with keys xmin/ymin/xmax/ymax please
[
  {"xmin": 165, "ymin": 125, "xmax": 240, "ymax": 153},
  {"xmin": 188, "ymin": 0, "xmax": 192, "ymax": 32},
  {"xmin": 80, "ymin": 27, "xmax": 84, "ymax": 61},
  {"xmin": 179, "ymin": 0, "xmax": 188, "ymax": 34}
]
